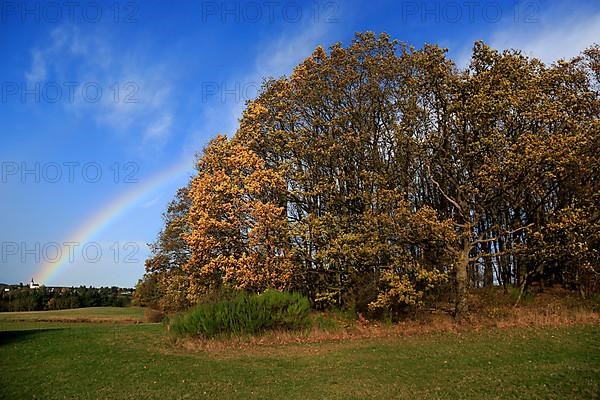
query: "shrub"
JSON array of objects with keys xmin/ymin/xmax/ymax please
[
  {"xmin": 168, "ymin": 290, "xmax": 310, "ymax": 338},
  {"xmin": 144, "ymin": 308, "xmax": 165, "ymax": 323},
  {"xmin": 133, "ymin": 276, "xmax": 161, "ymax": 309},
  {"xmin": 368, "ymin": 268, "xmax": 448, "ymax": 321},
  {"xmin": 311, "ymin": 313, "xmax": 341, "ymax": 332}
]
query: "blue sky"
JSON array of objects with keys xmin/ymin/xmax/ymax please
[{"xmin": 1, "ymin": 0, "xmax": 598, "ymax": 287}]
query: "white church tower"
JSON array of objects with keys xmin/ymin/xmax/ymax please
[{"xmin": 29, "ymin": 278, "xmax": 40, "ymax": 289}]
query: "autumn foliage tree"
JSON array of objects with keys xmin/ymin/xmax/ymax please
[
  {"xmin": 182, "ymin": 135, "xmax": 296, "ymax": 304},
  {"xmin": 146, "ymin": 33, "xmax": 599, "ymax": 317},
  {"xmin": 144, "ymin": 186, "xmax": 192, "ymax": 310}
]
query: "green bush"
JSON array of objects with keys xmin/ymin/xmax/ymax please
[
  {"xmin": 168, "ymin": 290, "xmax": 310, "ymax": 338},
  {"xmin": 311, "ymin": 313, "xmax": 341, "ymax": 332}
]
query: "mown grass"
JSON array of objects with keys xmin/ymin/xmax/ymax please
[
  {"xmin": 0, "ymin": 309, "xmax": 598, "ymax": 399},
  {"xmin": 0, "ymin": 306, "xmax": 144, "ymax": 323}
]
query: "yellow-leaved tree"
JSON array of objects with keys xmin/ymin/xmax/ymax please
[{"xmin": 183, "ymin": 135, "xmax": 295, "ymax": 304}]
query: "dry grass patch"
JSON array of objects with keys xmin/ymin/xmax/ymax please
[{"xmin": 173, "ymin": 288, "xmax": 599, "ymax": 356}]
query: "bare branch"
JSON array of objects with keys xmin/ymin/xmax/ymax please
[
  {"xmin": 471, "ymin": 223, "xmax": 533, "ymax": 246},
  {"xmin": 505, "ymin": 224, "xmax": 533, "ymax": 235},
  {"xmin": 427, "ymin": 165, "xmax": 465, "ymax": 218}
]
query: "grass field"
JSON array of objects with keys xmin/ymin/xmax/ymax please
[
  {"xmin": 0, "ymin": 307, "xmax": 144, "ymax": 323},
  {"xmin": 0, "ymin": 308, "xmax": 598, "ymax": 399}
]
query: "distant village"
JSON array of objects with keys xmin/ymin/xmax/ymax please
[
  {"xmin": 0, "ymin": 279, "xmax": 134, "ymax": 312},
  {"xmin": 1, "ymin": 278, "xmax": 40, "ymax": 291},
  {"xmin": 2, "ymin": 278, "xmax": 133, "ymax": 293}
]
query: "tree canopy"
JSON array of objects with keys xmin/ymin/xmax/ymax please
[{"xmin": 143, "ymin": 33, "xmax": 599, "ymax": 318}]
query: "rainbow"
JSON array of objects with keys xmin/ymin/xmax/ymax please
[{"xmin": 35, "ymin": 157, "xmax": 195, "ymax": 284}]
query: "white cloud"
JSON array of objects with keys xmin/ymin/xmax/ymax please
[
  {"xmin": 24, "ymin": 26, "xmax": 81, "ymax": 82},
  {"xmin": 24, "ymin": 26, "xmax": 175, "ymax": 151},
  {"xmin": 454, "ymin": 6, "xmax": 600, "ymax": 68},
  {"xmin": 144, "ymin": 114, "xmax": 173, "ymax": 142},
  {"xmin": 254, "ymin": 22, "xmax": 330, "ymax": 79},
  {"xmin": 25, "ymin": 49, "xmax": 47, "ymax": 81},
  {"xmin": 182, "ymin": 21, "xmax": 334, "ymax": 160},
  {"xmin": 489, "ymin": 11, "xmax": 600, "ymax": 64}
]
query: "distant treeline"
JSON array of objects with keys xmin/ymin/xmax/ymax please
[{"xmin": 0, "ymin": 286, "xmax": 133, "ymax": 312}]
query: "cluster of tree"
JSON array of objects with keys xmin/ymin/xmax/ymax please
[
  {"xmin": 0, "ymin": 286, "xmax": 132, "ymax": 312},
  {"xmin": 143, "ymin": 33, "xmax": 599, "ymax": 318}
]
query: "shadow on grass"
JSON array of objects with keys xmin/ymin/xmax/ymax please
[{"xmin": 0, "ymin": 328, "xmax": 64, "ymax": 346}]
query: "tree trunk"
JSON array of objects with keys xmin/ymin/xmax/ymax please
[
  {"xmin": 454, "ymin": 239, "xmax": 471, "ymax": 318},
  {"xmin": 483, "ymin": 241, "xmax": 494, "ymax": 287}
]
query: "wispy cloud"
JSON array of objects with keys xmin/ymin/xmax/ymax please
[
  {"xmin": 454, "ymin": 5, "xmax": 600, "ymax": 67},
  {"xmin": 24, "ymin": 25, "xmax": 176, "ymax": 152},
  {"xmin": 25, "ymin": 49, "xmax": 47, "ymax": 81},
  {"xmin": 254, "ymin": 22, "xmax": 330, "ymax": 79},
  {"xmin": 489, "ymin": 10, "xmax": 600, "ymax": 64},
  {"xmin": 183, "ymin": 21, "xmax": 334, "ymax": 157},
  {"xmin": 144, "ymin": 114, "xmax": 173, "ymax": 143}
]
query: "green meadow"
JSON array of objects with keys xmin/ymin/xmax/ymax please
[{"xmin": 0, "ymin": 308, "xmax": 598, "ymax": 399}]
